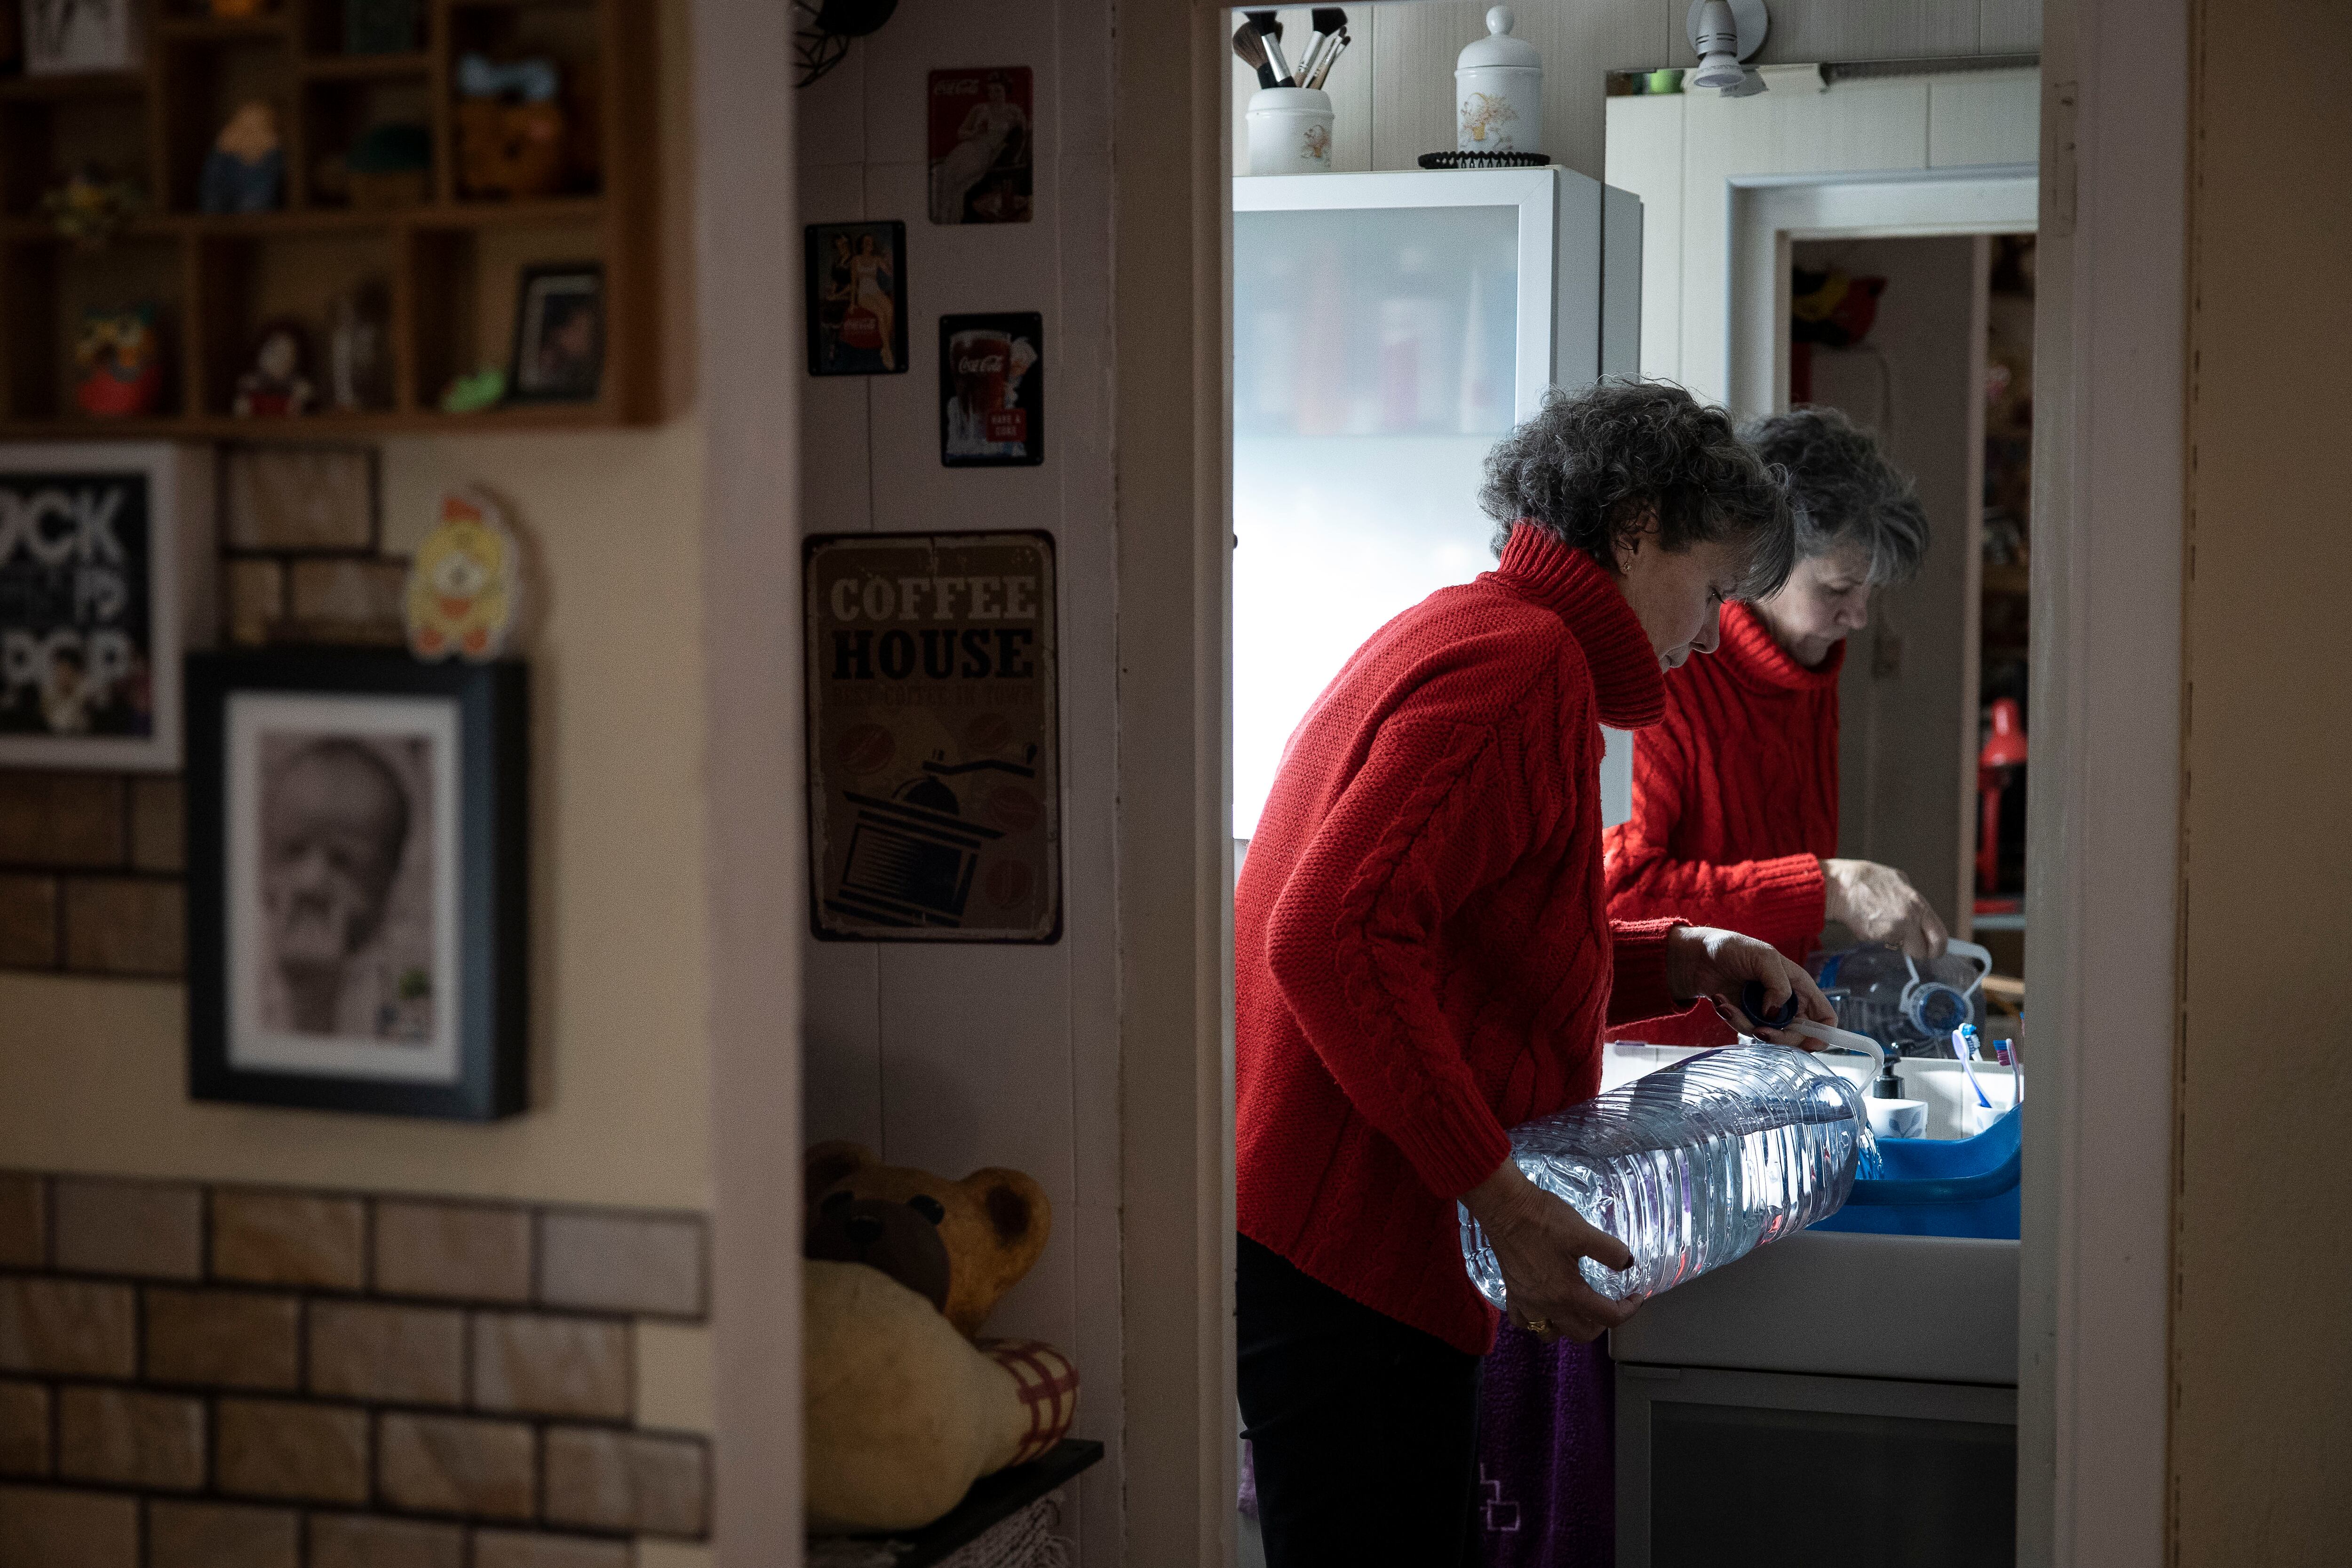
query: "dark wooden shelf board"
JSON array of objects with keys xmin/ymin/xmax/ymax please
[
  {"xmin": 0, "ymin": 70, "xmax": 147, "ymax": 99},
  {"xmin": 299, "ymin": 51, "xmax": 433, "ymax": 80},
  {"xmin": 156, "ymin": 16, "xmax": 294, "ymax": 41},
  {"xmin": 0, "ymin": 199, "xmax": 605, "ymax": 243},
  {"xmin": 810, "ymin": 1441, "xmax": 1105, "ymax": 1568},
  {"xmin": 417, "ymin": 196, "xmax": 607, "ymax": 228},
  {"xmin": 0, "ymin": 403, "xmax": 628, "ymax": 440}
]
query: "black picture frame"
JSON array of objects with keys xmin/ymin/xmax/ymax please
[
  {"xmin": 507, "ymin": 262, "xmax": 605, "ymax": 404},
  {"xmin": 938, "ymin": 312, "xmax": 1044, "ymax": 467},
  {"xmin": 805, "ymin": 220, "xmax": 911, "ymax": 376},
  {"xmin": 186, "ymin": 649, "xmax": 529, "ymax": 1121}
]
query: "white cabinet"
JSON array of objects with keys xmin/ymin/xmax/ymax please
[{"xmin": 1231, "ymin": 167, "xmax": 1640, "ymax": 840}]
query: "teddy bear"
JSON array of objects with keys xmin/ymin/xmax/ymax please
[
  {"xmin": 802, "ymin": 1143, "xmax": 1078, "ymax": 1534},
  {"xmin": 804, "ymin": 1140, "xmax": 1050, "ymax": 1337}
]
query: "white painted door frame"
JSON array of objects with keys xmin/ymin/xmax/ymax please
[
  {"xmin": 2018, "ymin": 0, "xmax": 2188, "ymax": 1560},
  {"xmin": 1723, "ymin": 166, "xmax": 2038, "ymax": 420}
]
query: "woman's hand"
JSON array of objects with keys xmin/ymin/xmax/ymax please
[
  {"xmin": 1663, "ymin": 925, "xmax": 1838, "ymax": 1046},
  {"xmin": 1462, "ymin": 1160, "xmax": 1642, "ymax": 1345},
  {"xmin": 1820, "ymin": 858, "xmax": 1949, "ymax": 959}
]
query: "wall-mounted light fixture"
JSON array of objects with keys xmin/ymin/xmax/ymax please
[
  {"xmin": 1687, "ymin": 0, "xmax": 1769, "ymax": 96},
  {"xmin": 795, "ymin": 0, "xmax": 898, "ymax": 88}
]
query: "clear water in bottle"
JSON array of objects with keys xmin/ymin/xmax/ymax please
[{"xmin": 1460, "ymin": 1046, "xmax": 1879, "ymax": 1305}]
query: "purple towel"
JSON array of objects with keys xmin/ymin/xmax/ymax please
[{"xmin": 1474, "ymin": 1326, "xmax": 1614, "ymax": 1568}]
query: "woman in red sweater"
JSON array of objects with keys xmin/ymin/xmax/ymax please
[
  {"xmin": 1605, "ymin": 406, "xmax": 1946, "ymax": 1048},
  {"xmin": 1235, "ymin": 382, "xmax": 1836, "ymax": 1567}
]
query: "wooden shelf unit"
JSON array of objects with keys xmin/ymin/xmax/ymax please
[{"xmin": 0, "ymin": 0, "xmax": 656, "ymax": 438}]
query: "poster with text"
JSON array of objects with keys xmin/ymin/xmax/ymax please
[
  {"xmin": 938, "ymin": 312, "xmax": 1044, "ymax": 467},
  {"xmin": 804, "ymin": 532, "xmax": 1059, "ymax": 941},
  {"xmin": 928, "ymin": 67, "xmax": 1033, "ymax": 224},
  {"xmin": 0, "ymin": 443, "xmax": 204, "ymax": 770}
]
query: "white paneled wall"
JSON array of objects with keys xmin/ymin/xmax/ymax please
[
  {"xmin": 795, "ymin": 2, "xmax": 1123, "ymax": 1561},
  {"xmin": 1229, "ymin": 1, "xmax": 2040, "ymax": 182},
  {"xmin": 1606, "ymin": 67, "xmax": 2037, "ymax": 399}
]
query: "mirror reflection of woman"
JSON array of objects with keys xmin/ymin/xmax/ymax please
[{"xmin": 1606, "ymin": 403, "xmax": 1946, "ymax": 1045}]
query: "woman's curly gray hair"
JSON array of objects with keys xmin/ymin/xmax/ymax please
[
  {"xmin": 1738, "ymin": 406, "xmax": 1930, "ymax": 586},
  {"xmin": 1479, "ymin": 380, "xmax": 1796, "ymax": 600}
]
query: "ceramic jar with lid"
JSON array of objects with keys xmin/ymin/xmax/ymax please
[
  {"xmin": 1455, "ymin": 5, "xmax": 1542, "ymax": 156},
  {"xmin": 1247, "ymin": 87, "xmax": 1336, "ymax": 175}
]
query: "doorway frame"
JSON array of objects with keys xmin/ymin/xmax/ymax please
[{"xmin": 1176, "ymin": 8, "xmax": 2185, "ymax": 1566}]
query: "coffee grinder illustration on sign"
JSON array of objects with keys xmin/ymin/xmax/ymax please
[
  {"xmin": 804, "ymin": 532, "xmax": 1060, "ymax": 942},
  {"xmin": 938, "ymin": 312, "xmax": 1042, "ymax": 467}
]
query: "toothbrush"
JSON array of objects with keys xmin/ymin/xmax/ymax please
[{"xmin": 1953, "ymin": 1024, "xmax": 1994, "ymax": 1108}]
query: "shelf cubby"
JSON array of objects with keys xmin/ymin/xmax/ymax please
[{"xmin": 0, "ymin": 0, "xmax": 656, "ymax": 438}]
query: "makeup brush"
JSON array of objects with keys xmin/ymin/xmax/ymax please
[
  {"xmin": 1296, "ymin": 9, "xmax": 1348, "ymax": 92},
  {"xmin": 1307, "ymin": 29, "xmax": 1349, "ymax": 89},
  {"xmin": 1232, "ymin": 22, "xmax": 1277, "ymax": 90},
  {"xmin": 1244, "ymin": 10, "xmax": 1296, "ymax": 87}
]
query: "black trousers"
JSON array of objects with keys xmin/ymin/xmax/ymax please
[{"xmin": 1238, "ymin": 1234, "xmax": 1483, "ymax": 1568}]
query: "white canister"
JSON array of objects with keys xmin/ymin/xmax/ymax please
[
  {"xmin": 1246, "ymin": 87, "xmax": 1335, "ymax": 176},
  {"xmin": 1455, "ymin": 5, "xmax": 1542, "ymax": 155}
]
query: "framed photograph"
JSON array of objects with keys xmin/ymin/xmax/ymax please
[
  {"xmin": 0, "ymin": 442, "xmax": 214, "ymax": 770},
  {"xmin": 508, "ymin": 263, "xmax": 604, "ymax": 403},
  {"xmin": 805, "ymin": 220, "xmax": 909, "ymax": 376},
  {"xmin": 804, "ymin": 531, "xmax": 1060, "ymax": 942},
  {"xmin": 186, "ymin": 649, "xmax": 528, "ymax": 1120},
  {"xmin": 928, "ymin": 67, "xmax": 1033, "ymax": 224},
  {"xmin": 938, "ymin": 313, "xmax": 1043, "ymax": 467},
  {"xmin": 23, "ymin": 0, "xmax": 143, "ymax": 74}
]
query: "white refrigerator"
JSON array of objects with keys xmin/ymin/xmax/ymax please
[{"xmin": 1232, "ymin": 167, "xmax": 1645, "ymax": 843}]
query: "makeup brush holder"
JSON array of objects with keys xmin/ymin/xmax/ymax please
[{"xmin": 1246, "ymin": 88, "xmax": 1335, "ymax": 175}]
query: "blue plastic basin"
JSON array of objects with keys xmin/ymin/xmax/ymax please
[{"xmin": 1814, "ymin": 1104, "xmax": 2021, "ymax": 1240}]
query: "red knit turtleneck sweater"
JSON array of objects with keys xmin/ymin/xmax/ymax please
[
  {"xmin": 1604, "ymin": 599, "xmax": 1842, "ymax": 1045},
  {"xmin": 1235, "ymin": 525, "xmax": 1685, "ymax": 1356}
]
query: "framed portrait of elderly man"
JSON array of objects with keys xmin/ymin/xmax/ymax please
[{"xmin": 185, "ymin": 650, "xmax": 527, "ymax": 1119}]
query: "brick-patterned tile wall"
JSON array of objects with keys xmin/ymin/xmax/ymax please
[
  {"xmin": 0, "ymin": 1171, "xmax": 709, "ymax": 1566},
  {"xmin": 0, "ymin": 772, "xmax": 186, "ymax": 979},
  {"xmin": 0, "ymin": 445, "xmax": 413, "ymax": 985}
]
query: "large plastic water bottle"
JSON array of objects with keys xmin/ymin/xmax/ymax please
[{"xmin": 1460, "ymin": 1046, "xmax": 1878, "ymax": 1305}]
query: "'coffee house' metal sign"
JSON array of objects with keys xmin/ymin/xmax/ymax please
[{"xmin": 803, "ymin": 532, "xmax": 1060, "ymax": 942}]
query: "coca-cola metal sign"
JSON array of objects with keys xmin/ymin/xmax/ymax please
[
  {"xmin": 938, "ymin": 312, "xmax": 1043, "ymax": 466},
  {"xmin": 804, "ymin": 531, "xmax": 1059, "ymax": 941}
]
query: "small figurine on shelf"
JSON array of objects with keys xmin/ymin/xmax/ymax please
[
  {"xmin": 326, "ymin": 280, "xmax": 391, "ymax": 412},
  {"xmin": 406, "ymin": 489, "xmax": 522, "ymax": 661},
  {"xmin": 455, "ymin": 53, "xmax": 566, "ymax": 200},
  {"xmin": 234, "ymin": 320, "xmax": 316, "ymax": 417},
  {"xmin": 438, "ymin": 366, "xmax": 506, "ymax": 414},
  {"xmin": 344, "ymin": 0, "xmax": 420, "ymax": 56},
  {"xmin": 73, "ymin": 304, "xmax": 164, "ymax": 418},
  {"xmin": 40, "ymin": 167, "xmax": 142, "ymax": 251},
  {"xmin": 200, "ymin": 100, "xmax": 285, "ymax": 215}
]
